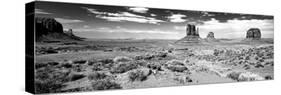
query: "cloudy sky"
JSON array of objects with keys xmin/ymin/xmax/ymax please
[{"xmin": 34, "ymin": 1, "xmax": 274, "ymax": 39}]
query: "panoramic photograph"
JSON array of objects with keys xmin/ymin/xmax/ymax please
[{"xmin": 32, "ymin": 1, "xmax": 274, "ymax": 94}]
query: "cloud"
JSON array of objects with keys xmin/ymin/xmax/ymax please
[
  {"xmin": 55, "ymin": 18, "xmax": 84, "ymax": 23},
  {"xmin": 83, "ymin": 25, "xmax": 90, "ymax": 28},
  {"xmin": 35, "ymin": 9, "xmax": 52, "ymax": 14},
  {"xmin": 129, "ymin": 7, "xmax": 149, "ymax": 13},
  {"xmin": 76, "ymin": 26, "xmax": 178, "ymax": 35},
  {"xmin": 81, "ymin": 7, "xmax": 104, "ymax": 14},
  {"xmin": 198, "ymin": 18, "xmax": 274, "ymax": 38},
  {"xmin": 174, "ymin": 26, "xmax": 185, "ymax": 30},
  {"xmin": 82, "ymin": 7, "xmax": 165, "ymax": 24},
  {"xmin": 167, "ymin": 14, "xmax": 187, "ymax": 23}
]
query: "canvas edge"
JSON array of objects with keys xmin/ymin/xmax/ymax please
[{"xmin": 25, "ymin": 1, "xmax": 36, "ymax": 94}]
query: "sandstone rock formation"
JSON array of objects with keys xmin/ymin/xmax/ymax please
[
  {"xmin": 64, "ymin": 29, "xmax": 74, "ymax": 36},
  {"xmin": 246, "ymin": 28, "xmax": 261, "ymax": 39},
  {"xmin": 176, "ymin": 24, "xmax": 201, "ymax": 43},
  {"xmin": 207, "ymin": 32, "xmax": 215, "ymax": 39},
  {"xmin": 35, "ymin": 17, "xmax": 82, "ymax": 41},
  {"xmin": 205, "ymin": 32, "xmax": 218, "ymax": 42},
  {"xmin": 35, "ymin": 17, "xmax": 63, "ymax": 38},
  {"xmin": 186, "ymin": 24, "xmax": 199, "ymax": 36}
]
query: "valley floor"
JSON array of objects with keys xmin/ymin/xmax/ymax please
[{"xmin": 34, "ymin": 39, "xmax": 274, "ymax": 94}]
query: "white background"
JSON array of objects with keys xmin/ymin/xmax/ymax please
[{"xmin": 0, "ymin": 0, "xmax": 280, "ymax": 95}]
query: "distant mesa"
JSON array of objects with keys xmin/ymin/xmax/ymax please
[
  {"xmin": 206, "ymin": 32, "xmax": 215, "ymax": 39},
  {"xmin": 186, "ymin": 24, "xmax": 200, "ymax": 37},
  {"xmin": 176, "ymin": 24, "xmax": 201, "ymax": 43},
  {"xmin": 35, "ymin": 17, "xmax": 63, "ymax": 37},
  {"xmin": 35, "ymin": 17, "xmax": 83, "ymax": 42},
  {"xmin": 246, "ymin": 28, "xmax": 261, "ymax": 40},
  {"xmin": 205, "ymin": 32, "xmax": 219, "ymax": 42}
]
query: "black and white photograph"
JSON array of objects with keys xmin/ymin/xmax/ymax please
[{"xmin": 26, "ymin": 1, "xmax": 274, "ymax": 94}]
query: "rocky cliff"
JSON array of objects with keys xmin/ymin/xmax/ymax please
[
  {"xmin": 35, "ymin": 17, "xmax": 83, "ymax": 42},
  {"xmin": 186, "ymin": 24, "xmax": 200, "ymax": 36},
  {"xmin": 176, "ymin": 24, "xmax": 201, "ymax": 43},
  {"xmin": 205, "ymin": 32, "xmax": 219, "ymax": 42},
  {"xmin": 246, "ymin": 28, "xmax": 261, "ymax": 39},
  {"xmin": 207, "ymin": 32, "xmax": 215, "ymax": 39}
]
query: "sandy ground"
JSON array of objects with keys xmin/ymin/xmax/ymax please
[{"xmin": 34, "ymin": 39, "xmax": 273, "ymax": 94}]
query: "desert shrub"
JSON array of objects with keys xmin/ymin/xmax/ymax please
[
  {"xmin": 110, "ymin": 62, "xmax": 138, "ymax": 74},
  {"xmin": 166, "ymin": 60, "xmax": 185, "ymax": 66},
  {"xmin": 134, "ymin": 60, "xmax": 147, "ymax": 67},
  {"xmin": 113, "ymin": 56, "xmax": 133, "ymax": 63},
  {"xmin": 73, "ymin": 60, "xmax": 87, "ymax": 64},
  {"xmin": 92, "ymin": 66, "xmax": 102, "ymax": 71},
  {"xmin": 135, "ymin": 52, "xmax": 168, "ymax": 60},
  {"xmin": 265, "ymin": 61, "xmax": 274, "ymax": 66},
  {"xmin": 91, "ymin": 61, "xmax": 113, "ymax": 71},
  {"xmin": 70, "ymin": 73, "xmax": 86, "ymax": 81},
  {"xmin": 35, "ymin": 63, "xmax": 48, "ymax": 69},
  {"xmin": 147, "ymin": 62, "xmax": 162, "ymax": 71},
  {"xmin": 195, "ymin": 66, "xmax": 210, "ymax": 72},
  {"xmin": 165, "ymin": 60, "xmax": 188, "ymax": 72},
  {"xmin": 35, "ymin": 67, "xmax": 71, "ymax": 81},
  {"xmin": 227, "ymin": 72, "xmax": 264, "ymax": 81},
  {"xmin": 73, "ymin": 65, "xmax": 84, "ymax": 72},
  {"xmin": 91, "ymin": 80, "xmax": 122, "ymax": 90},
  {"xmin": 128, "ymin": 70, "xmax": 148, "ymax": 82},
  {"xmin": 174, "ymin": 76, "xmax": 193, "ymax": 84},
  {"xmin": 87, "ymin": 61, "xmax": 95, "ymax": 66},
  {"xmin": 184, "ymin": 58, "xmax": 190, "ymax": 64},
  {"xmin": 243, "ymin": 64, "xmax": 251, "ymax": 70},
  {"xmin": 213, "ymin": 49, "xmax": 219, "ymax": 56},
  {"xmin": 35, "ymin": 67, "xmax": 70, "ymax": 93},
  {"xmin": 155, "ymin": 52, "xmax": 168, "ymax": 58},
  {"xmin": 36, "ymin": 70, "xmax": 51, "ymax": 80},
  {"xmin": 264, "ymin": 75, "xmax": 273, "ymax": 80},
  {"xmin": 88, "ymin": 72, "xmax": 107, "ymax": 80},
  {"xmin": 60, "ymin": 63, "xmax": 73, "ymax": 68},
  {"xmin": 92, "ymin": 64, "xmax": 103, "ymax": 71},
  {"xmin": 134, "ymin": 55, "xmax": 145, "ymax": 60},
  {"xmin": 238, "ymin": 72, "xmax": 264, "ymax": 81},
  {"xmin": 98, "ymin": 59, "xmax": 114, "ymax": 64},
  {"xmin": 255, "ymin": 57, "xmax": 259, "ymax": 60},
  {"xmin": 255, "ymin": 63, "xmax": 264, "ymax": 68},
  {"xmin": 226, "ymin": 72, "xmax": 242, "ymax": 81},
  {"xmin": 35, "ymin": 80, "xmax": 65, "ymax": 94},
  {"xmin": 143, "ymin": 54, "xmax": 154, "ymax": 60},
  {"xmin": 166, "ymin": 65, "xmax": 188, "ymax": 72},
  {"xmin": 245, "ymin": 56, "xmax": 250, "ymax": 60},
  {"xmin": 60, "ymin": 87, "xmax": 89, "ymax": 93},
  {"xmin": 48, "ymin": 62, "xmax": 59, "ymax": 66}
]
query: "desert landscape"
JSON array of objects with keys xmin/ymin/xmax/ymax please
[
  {"xmin": 34, "ymin": 17, "xmax": 273, "ymax": 93},
  {"xmin": 32, "ymin": 2, "xmax": 274, "ymax": 94}
]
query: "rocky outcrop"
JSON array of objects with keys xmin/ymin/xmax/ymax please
[
  {"xmin": 246, "ymin": 28, "xmax": 261, "ymax": 39},
  {"xmin": 35, "ymin": 17, "xmax": 63, "ymax": 38},
  {"xmin": 176, "ymin": 24, "xmax": 201, "ymax": 43},
  {"xmin": 207, "ymin": 32, "xmax": 215, "ymax": 39},
  {"xmin": 35, "ymin": 17, "xmax": 83, "ymax": 41},
  {"xmin": 205, "ymin": 32, "xmax": 218, "ymax": 42},
  {"xmin": 186, "ymin": 24, "xmax": 199, "ymax": 36},
  {"xmin": 64, "ymin": 29, "xmax": 74, "ymax": 36}
]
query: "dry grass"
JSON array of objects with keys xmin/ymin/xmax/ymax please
[
  {"xmin": 128, "ymin": 70, "xmax": 149, "ymax": 82},
  {"xmin": 91, "ymin": 80, "xmax": 122, "ymax": 90},
  {"xmin": 110, "ymin": 62, "xmax": 138, "ymax": 73},
  {"xmin": 88, "ymin": 72, "xmax": 107, "ymax": 80}
]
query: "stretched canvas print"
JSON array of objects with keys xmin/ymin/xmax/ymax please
[{"xmin": 25, "ymin": 1, "xmax": 274, "ymax": 94}]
